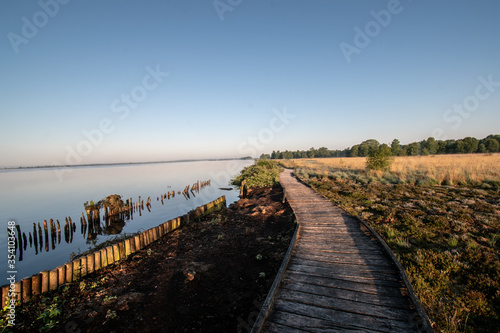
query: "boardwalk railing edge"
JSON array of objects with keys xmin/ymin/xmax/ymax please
[
  {"xmin": 292, "ymin": 170, "xmax": 435, "ymax": 333},
  {"xmin": 250, "ymin": 182, "xmax": 300, "ymax": 333}
]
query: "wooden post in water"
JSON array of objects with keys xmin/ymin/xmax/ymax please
[
  {"xmin": 33, "ymin": 223, "xmax": 38, "ymax": 253},
  {"xmin": 64, "ymin": 219, "xmax": 69, "ymax": 243},
  {"xmin": 50, "ymin": 219, "xmax": 56, "ymax": 250},
  {"xmin": 38, "ymin": 223, "xmax": 43, "ymax": 251},
  {"xmin": 43, "ymin": 220, "xmax": 49, "ymax": 252},
  {"xmin": 16, "ymin": 225, "xmax": 23, "ymax": 261},
  {"xmin": 57, "ymin": 220, "xmax": 61, "ymax": 244},
  {"xmin": 22, "ymin": 232, "xmax": 27, "ymax": 251}
]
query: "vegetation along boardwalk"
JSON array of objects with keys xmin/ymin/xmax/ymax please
[{"xmin": 252, "ymin": 169, "xmax": 433, "ymax": 333}]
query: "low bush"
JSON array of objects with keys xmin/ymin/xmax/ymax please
[{"xmin": 232, "ymin": 159, "xmax": 283, "ymax": 188}]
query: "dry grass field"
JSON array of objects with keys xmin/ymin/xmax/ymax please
[{"xmin": 281, "ymin": 154, "xmax": 500, "ymax": 187}]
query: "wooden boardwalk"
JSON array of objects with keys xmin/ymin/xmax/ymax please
[{"xmin": 252, "ymin": 170, "xmax": 432, "ymax": 333}]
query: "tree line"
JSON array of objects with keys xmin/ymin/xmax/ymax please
[{"xmin": 260, "ymin": 134, "xmax": 500, "ymax": 160}]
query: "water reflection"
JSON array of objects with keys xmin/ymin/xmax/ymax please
[{"xmin": 10, "ymin": 180, "xmax": 211, "ymax": 261}]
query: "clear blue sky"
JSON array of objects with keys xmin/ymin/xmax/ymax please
[{"xmin": 1, "ymin": 0, "xmax": 499, "ymax": 167}]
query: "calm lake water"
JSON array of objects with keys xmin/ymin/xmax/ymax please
[{"xmin": 0, "ymin": 159, "xmax": 253, "ymax": 283}]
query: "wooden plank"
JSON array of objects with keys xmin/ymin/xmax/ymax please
[
  {"xmin": 284, "ymin": 270, "xmax": 406, "ymax": 298},
  {"xmin": 272, "ymin": 299, "xmax": 419, "ymax": 332},
  {"xmin": 276, "ymin": 289, "xmax": 413, "ymax": 322},
  {"xmin": 281, "ymin": 279, "xmax": 411, "ymax": 309},
  {"xmin": 297, "ymin": 239, "xmax": 385, "ymax": 252},
  {"xmin": 269, "ymin": 311, "xmax": 398, "ymax": 333},
  {"xmin": 264, "ymin": 321, "xmax": 316, "ymax": 333},
  {"xmin": 292, "ymin": 253, "xmax": 395, "ymax": 270},
  {"xmin": 293, "ymin": 247, "xmax": 392, "ymax": 261},
  {"xmin": 295, "ymin": 242, "xmax": 386, "ymax": 255},
  {"xmin": 287, "ymin": 263, "xmax": 403, "ymax": 287}
]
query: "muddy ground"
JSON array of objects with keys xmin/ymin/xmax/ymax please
[{"xmin": 11, "ymin": 185, "xmax": 296, "ymax": 333}]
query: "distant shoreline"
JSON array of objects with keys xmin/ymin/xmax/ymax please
[{"xmin": 0, "ymin": 157, "xmax": 253, "ymax": 171}]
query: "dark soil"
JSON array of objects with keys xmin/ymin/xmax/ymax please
[{"xmin": 11, "ymin": 185, "xmax": 296, "ymax": 333}]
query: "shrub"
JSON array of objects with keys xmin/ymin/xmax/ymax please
[
  {"xmin": 232, "ymin": 159, "xmax": 283, "ymax": 188},
  {"xmin": 366, "ymin": 144, "xmax": 393, "ymax": 171}
]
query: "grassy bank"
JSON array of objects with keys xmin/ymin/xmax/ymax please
[{"xmin": 280, "ymin": 156, "xmax": 499, "ymax": 333}]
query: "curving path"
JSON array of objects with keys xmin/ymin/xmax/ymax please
[{"xmin": 252, "ymin": 169, "xmax": 432, "ymax": 333}]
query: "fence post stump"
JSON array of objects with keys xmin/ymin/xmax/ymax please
[
  {"xmin": 21, "ymin": 278, "xmax": 32, "ymax": 303},
  {"xmin": 49, "ymin": 269, "xmax": 58, "ymax": 291},
  {"xmin": 41, "ymin": 271, "xmax": 49, "ymax": 293},
  {"xmin": 32, "ymin": 274, "xmax": 42, "ymax": 296}
]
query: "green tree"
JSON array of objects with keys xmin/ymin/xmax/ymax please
[
  {"xmin": 358, "ymin": 139, "xmax": 379, "ymax": 156},
  {"xmin": 454, "ymin": 140, "xmax": 466, "ymax": 154},
  {"xmin": 259, "ymin": 154, "xmax": 270, "ymax": 160},
  {"xmin": 349, "ymin": 145, "xmax": 359, "ymax": 157},
  {"xmin": 317, "ymin": 147, "xmax": 330, "ymax": 158},
  {"xmin": 407, "ymin": 142, "xmax": 420, "ymax": 156},
  {"xmin": 483, "ymin": 138, "xmax": 500, "ymax": 152},
  {"xmin": 282, "ymin": 150, "xmax": 293, "ymax": 159},
  {"xmin": 437, "ymin": 140, "xmax": 447, "ymax": 154},
  {"xmin": 462, "ymin": 137, "xmax": 479, "ymax": 153},
  {"xmin": 391, "ymin": 139, "xmax": 401, "ymax": 156},
  {"xmin": 425, "ymin": 137, "xmax": 439, "ymax": 155}
]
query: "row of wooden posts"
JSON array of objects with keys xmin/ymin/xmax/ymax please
[
  {"xmin": 10, "ymin": 181, "xmax": 213, "ymax": 261},
  {"xmin": 2, "ymin": 196, "xmax": 226, "ymax": 306}
]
